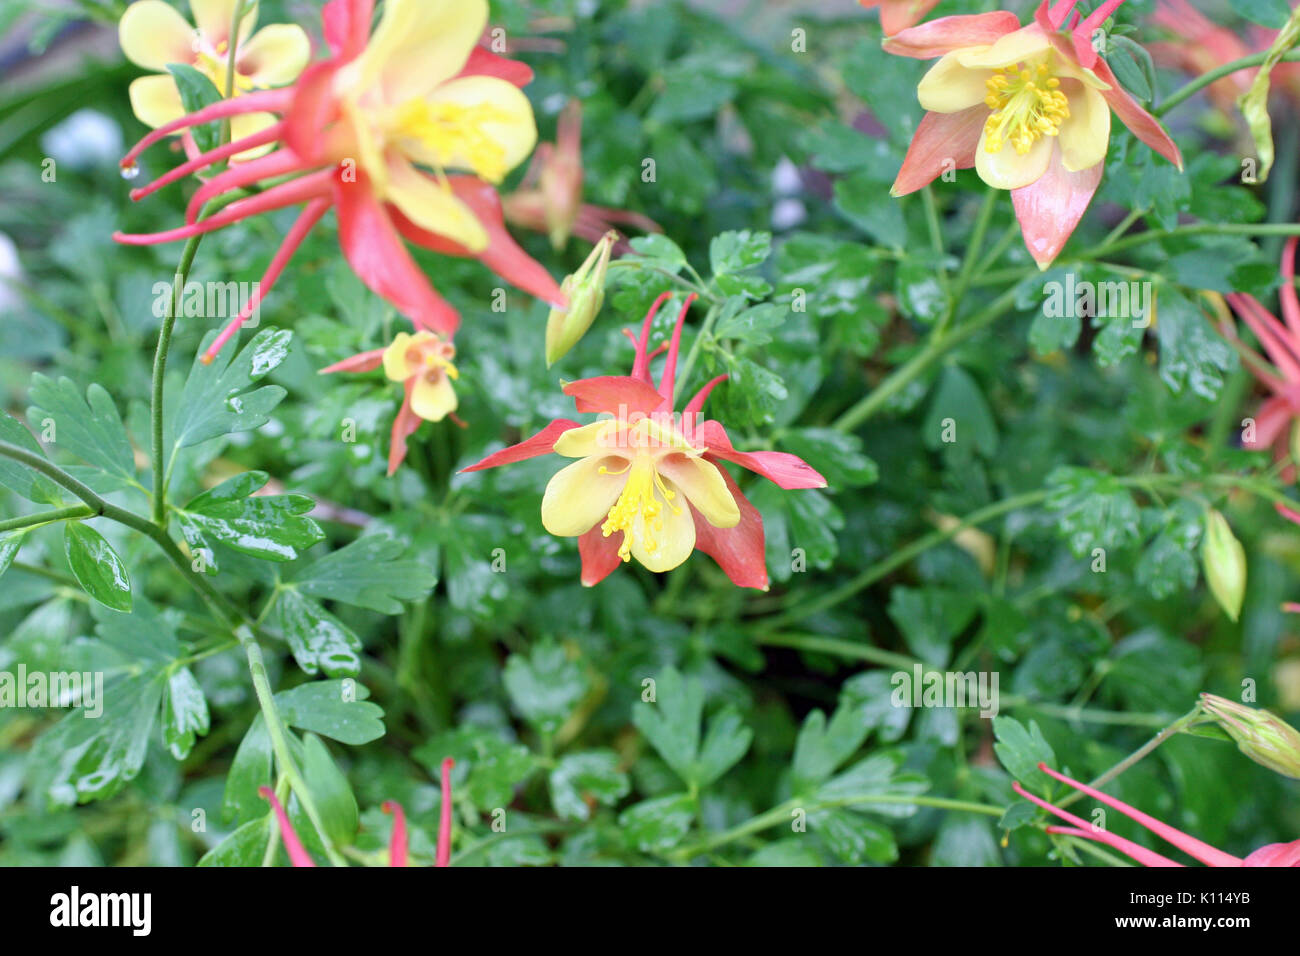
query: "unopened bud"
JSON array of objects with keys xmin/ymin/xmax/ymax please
[
  {"xmin": 545, "ymin": 232, "xmax": 616, "ymax": 367},
  {"xmin": 1202, "ymin": 509, "xmax": 1246, "ymax": 622},
  {"xmin": 1200, "ymin": 693, "xmax": 1300, "ymax": 779}
]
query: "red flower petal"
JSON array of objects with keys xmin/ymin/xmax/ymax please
[
  {"xmin": 322, "ymin": 0, "xmax": 375, "ymax": 61},
  {"xmin": 457, "ymin": 46, "xmax": 534, "ymax": 88},
  {"xmin": 388, "ymin": 382, "xmax": 424, "ymax": 475},
  {"xmin": 690, "ymin": 461, "xmax": 768, "ymax": 590},
  {"xmin": 695, "ymin": 421, "xmax": 827, "ymax": 489},
  {"xmin": 578, "ymin": 525, "xmax": 624, "ymax": 586},
  {"xmin": 1009, "ymin": 145, "xmax": 1103, "ymax": 268},
  {"xmin": 460, "ymin": 418, "xmax": 581, "ymax": 472},
  {"xmin": 319, "ymin": 347, "xmax": 387, "ymax": 375},
  {"xmin": 1091, "ymin": 58, "xmax": 1183, "ymax": 171},
  {"xmin": 891, "ymin": 105, "xmax": 987, "ymax": 197},
  {"xmin": 562, "ymin": 376, "xmax": 665, "ymax": 416},
  {"xmin": 883, "ymin": 12, "xmax": 1021, "ymax": 59},
  {"xmin": 333, "ymin": 173, "xmax": 461, "ymax": 336}
]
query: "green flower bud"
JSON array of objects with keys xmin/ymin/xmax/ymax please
[
  {"xmin": 1200, "ymin": 693, "xmax": 1300, "ymax": 779},
  {"xmin": 1202, "ymin": 509, "xmax": 1246, "ymax": 622},
  {"xmin": 545, "ymin": 232, "xmax": 616, "ymax": 368}
]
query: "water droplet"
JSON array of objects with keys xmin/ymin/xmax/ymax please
[{"xmin": 120, "ymin": 164, "xmax": 140, "ymax": 181}]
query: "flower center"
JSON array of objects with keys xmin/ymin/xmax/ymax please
[
  {"xmin": 982, "ymin": 61, "xmax": 1069, "ymax": 156},
  {"xmin": 195, "ymin": 42, "xmax": 255, "ymax": 95},
  {"xmin": 600, "ymin": 456, "xmax": 681, "ymax": 561},
  {"xmin": 389, "ymin": 99, "xmax": 514, "ymax": 184}
]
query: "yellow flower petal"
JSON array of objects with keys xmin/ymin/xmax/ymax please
[
  {"xmin": 1058, "ymin": 82, "xmax": 1110, "ymax": 173},
  {"xmin": 228, "ymin": 111, "xmax": 278, "ymax": 159},
  {"xmin": 656, "ymin": 455, "xmax": 739, "ymax": 529},
  {"xmin": 351, "ymin": 0, "xmax": 488, "ymax": 105},
  {"xmin": 956, "ymin": 25, "xmax": 1051, "ymax": 70},
  {"xmin": 410, "ymin": 372, "xmax": 457, "ymax": 422},
  {"xmin": 189, "ymin": 0, "xmax": 256, "ymax": 47},
  {"xmin": 127, "ymin": 74, "xmax": 186, "ymax": 128},
  {"xmin": 406, "ymin": 75, "xmax": 538, "ymax": 183},
  {"xmin": 382, "ymin": 331, "xmax": 419, "ymax": 382},
  {"xmin": 541, "ymin": 456, "xmax": 629, "ymax": 537},
  {"xmin": 975, "ymin": 125, "xmax": 1053, "ymax": 190},
  {"xmin": 120, "ymin": 0, "xmax": 197, "ymax": 72},
  {"xmin": 553, "ymin": 420, "xmax": 626, "ymax": 459},
  {"xmin": 918, "ymin": 52, "xmax": 993, "ymax": 113},
  {"xmin": 238, "ymin": 24, "xmax": 311, "ymax": 86},
  {"xmin": 384, "ymin": 157, "xmax": 490, "ymax": 253},
  {"xmin": 629, "ymin": 476, "xmax": 696, "ymax": 572}
]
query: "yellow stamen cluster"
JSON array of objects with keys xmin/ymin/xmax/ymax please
[
  {"xmin": 392, "ymin": 100, "xmax": 515, "ymax": 184},
  {"xmin": 983, "ymin": 62, "xmax": 1069, "ymax": 156},
  {"xmin": 600, "ymin": 459, "xmax": 680, "ymax": 561}
]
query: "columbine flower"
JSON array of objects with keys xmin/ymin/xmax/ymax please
[
  {"xmin": 260, "ymin": 756, "xmax": 455, "ymax": 867},
  {"xmin": 1220, "ymin": 238, "xmax": 1300, "ymax": 467},
  {"xmin": 885, "ymin": 0, "xmax": 1182, "ymax": 268},
  {"xmin": 502, "ymin": 100, "xmax": 661, "ymax": 252},
  {"xmin": 1014, "ymin": 762, "xmax": 1300, "ymax": 867},
  {"xmin": 114, "ymin": 0, "xmax": 563, "ymax": 363},
  {"xmin": 462, "ymin": 292, "xmax": 827, "ymax": 589},
  {"xmin": 859, "ymin": 0, "xmax": 943, "ymax": 37},
  {"xmin": 1200, "ymin": 693, "xmax": 1300, "ymax": 780},
  {"xmin": 320, "ymin": 330, "xmax": 461, "ymax": 474},
  {"xmin": 119, "ymin": 0, "xmax": 310, "ymax": 150}
]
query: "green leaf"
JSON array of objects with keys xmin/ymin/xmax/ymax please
[
  {"xmin": 1137, "ymin": 501, "xmax": 1202, "ymax": 599},
  {"xmin": 161, "ymin": 666, "xmax": 209, "ymax": 760},
  {"xmin": 169, "ymin": 328, "xmax": 292, "ymax": 450},
  {"xmin": 618, "ymin": 793, "xmax": 696, "ymax": 853},
  {"xmin": 627, "ymin": 235, "xmax": 686, "ymax": 273},
  {"xmin": 694, "ymin": 708, "xmax": 752, "ymax": 787},
  {"xmin": 792, "ymin": 704, "xmax": 872, "ymax": 793},
  {"xmin": 714, "ymin": 302, "xmax": 787, "ymax": 347},
  {"xmin": 1156, "ymin": 289, "xmax": 1237, "ymax": 400},
  {"xmin": 64, "ymin": 523, "xmax": 132, "ymax": 612},
  {"xmin": 299, "ymin": 733, "xmax": 359, "ymax": 847},
  {"xmin": 779, "ymin": 429, "xmax": 877, "ymax": 489},
  {"xmin": 223, "ymin": 717, "xmax": 272, "ymax": 826},
  {"xmin": 177, "ymin": 471, "xmax": 324, "ymax": 562},
  {"xmin": 818, "ymin": 751, "xmax": 927, "ymax": 816},
  {"xmin": 503, "ymin": 641, "xmax": 588, "ymax": 735},
  {"xmin": 274, "ymin": 679, "xmax": 386, "ymax": 745},
  {"xmin": 198, "ymin": 816, "xmax": 271, "ymax": 867},
  {"xmin": 1046, "ymin": 466, "xmax": 1142, "ymax": 558},
  {"xmin": 992, "ymin": 716, "xmax": 1057, "ymax": 791},
  {"xmin": 289, "ymin": 534, "xmax": 436, "ymax": 613},
  {"xmin": 0, "ymin": 412, "xmax": 62, "ymax": 504},
  {"xmin": 27, "ymin": 375, "xmax": 135, "ymax": 482},
  {"xmin": 416, "ymin": 727, "xmax": 534, "ymax": 809},
  {"xmin": 632, "ymin": 667, "xmax": 752, "ymax": 788},
  {"xmin": 930, "ymin": 814, "xmax": 1000, "ymax": 866},
  {"xmin": 709, "ymin": 230, "xmax": 771, "ymax": 275},
  {"xmin": 0, "ymin": 531, "xmax": 24, "ymax": 580},
  {"xmin": 923, "ymin": 365, "xmax": 997, "ymax": 457},
  {"xmin": 549, "ymin": 751, "xmax": 630, "ymax": 821},
  {"xmin": 834, "ymin": 171, "xmax": 907, "ymax": 248},
  {"xmin": 272, "ymin": 588, "xmax": 363, "ymax": 678},
  {"xmin": 27, "ymin": 671, "xmax": 165, "ymax": 806},
  {"xmin": 810, "ymin": 808, "xmax": 898, "ymax": 864},
  {"xmin": 165, "ymin": 63, "xmax": 223, "ymax": 153},
  {"xmin": 887, "ymin": 587, "xmax": 979, "ymax": 668}
]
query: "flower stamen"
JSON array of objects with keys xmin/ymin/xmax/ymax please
[{"xmin": 983, "ymin": 61, "xmax": 1069, "ymax": 156}]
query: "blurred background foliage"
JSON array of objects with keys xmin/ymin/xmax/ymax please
[{"xmin": 0, "ymin": 0, "xmax": 1298, "ymax": 866}]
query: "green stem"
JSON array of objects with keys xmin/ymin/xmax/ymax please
[
  {"xmin": 921, "ymin": 186, "xmax": 950, "ymax": 294},
  {"xmin": 235, "ymin": 624, "xmax": 347, "ymax": 867},
  {"xmin": 150, "ymin": 228, "xmax": 206, "ymax": 526},
  {"xmin": 1080, "ymin": 222, "xmax": 1300, "ymax": 263},
  {"xmin": 0, "ymin": 440, "xmax": 244, "ymax": 626},
  {"xmin": 948, "ymin": 187, "xmax": 998, "ymax": 322},
  {"xmin": 1057, "ymin": 705, "xmax": 1206, "ymax": 809},
  {"xmin": 834, "ymin": 285, "xmax": 1022, "ymax": 432},
  {"xmin": 669, "ymin": 793, "xmax": 1003, "ymax": 862},
  {"xmin": 0, "ymin": 505, "xmax": 93, "ymax": 533},
  {"xmin": 1156, "ymin": 49, "xmax": 1300, "ymax": 116},
  {"xmin": 755, "ymin": 633, "xmax": 918, "ymax": 671}
]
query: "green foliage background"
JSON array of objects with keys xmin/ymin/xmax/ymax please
[{"xmin": 0, "ymin": 0, "xmax": 1299, "ymax": 866}]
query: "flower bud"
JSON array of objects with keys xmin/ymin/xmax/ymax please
[
  {"xmin": 1200, "ymin": 693, "xmax": 1300, "ymax": 779},
  {"xmin": 545, "ymin": 231, "xmax": 616, "ymax": 367},
  {"xmin": 1202, "ymin": 509, "xmax": 1246, "ymax": 622}
]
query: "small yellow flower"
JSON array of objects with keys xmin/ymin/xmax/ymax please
[
  {"xmin": 119, "ymin": 0, "xmax": 310, "ymax": 150},
  {"xmin": 383, "ymin": 331, "xmax": 459, "ymax": 423}
]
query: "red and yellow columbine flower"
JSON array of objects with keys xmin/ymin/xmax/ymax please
[
  {"xmin": 119, "ymin": 0, "xmax": 310, "ymax": 152},
  {"xmin": 462, "ymin": 293, "xmax": 827, "ymax": 589},
  {"xmin": 260, "ymin": 757, "xmax": 455, "ymax": 867},
  {"xmin": 320, "ymin": 330, "xmax": 461, "ymax": 474},
  {"xmin": 115, "ymin": 0, "xmax": 563, "ymax": 363},
  {"xmin": 859, "ymin": 0, "xmax": 943, "ymax": 37},
  {"xmin": 1219, "ymin": 238, "xmax": 1300, "ymax": 467},
  {"xmin": 886, "ymin": 0, "xmax": 1182, "ymax": 268},
  {"xmin": 502, "ymin": 100, "xmax": 661, "ymax": 252},
  {"xmin": 1015, "ymin": 762, "xmax": 1300, "ymax": 867}
]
